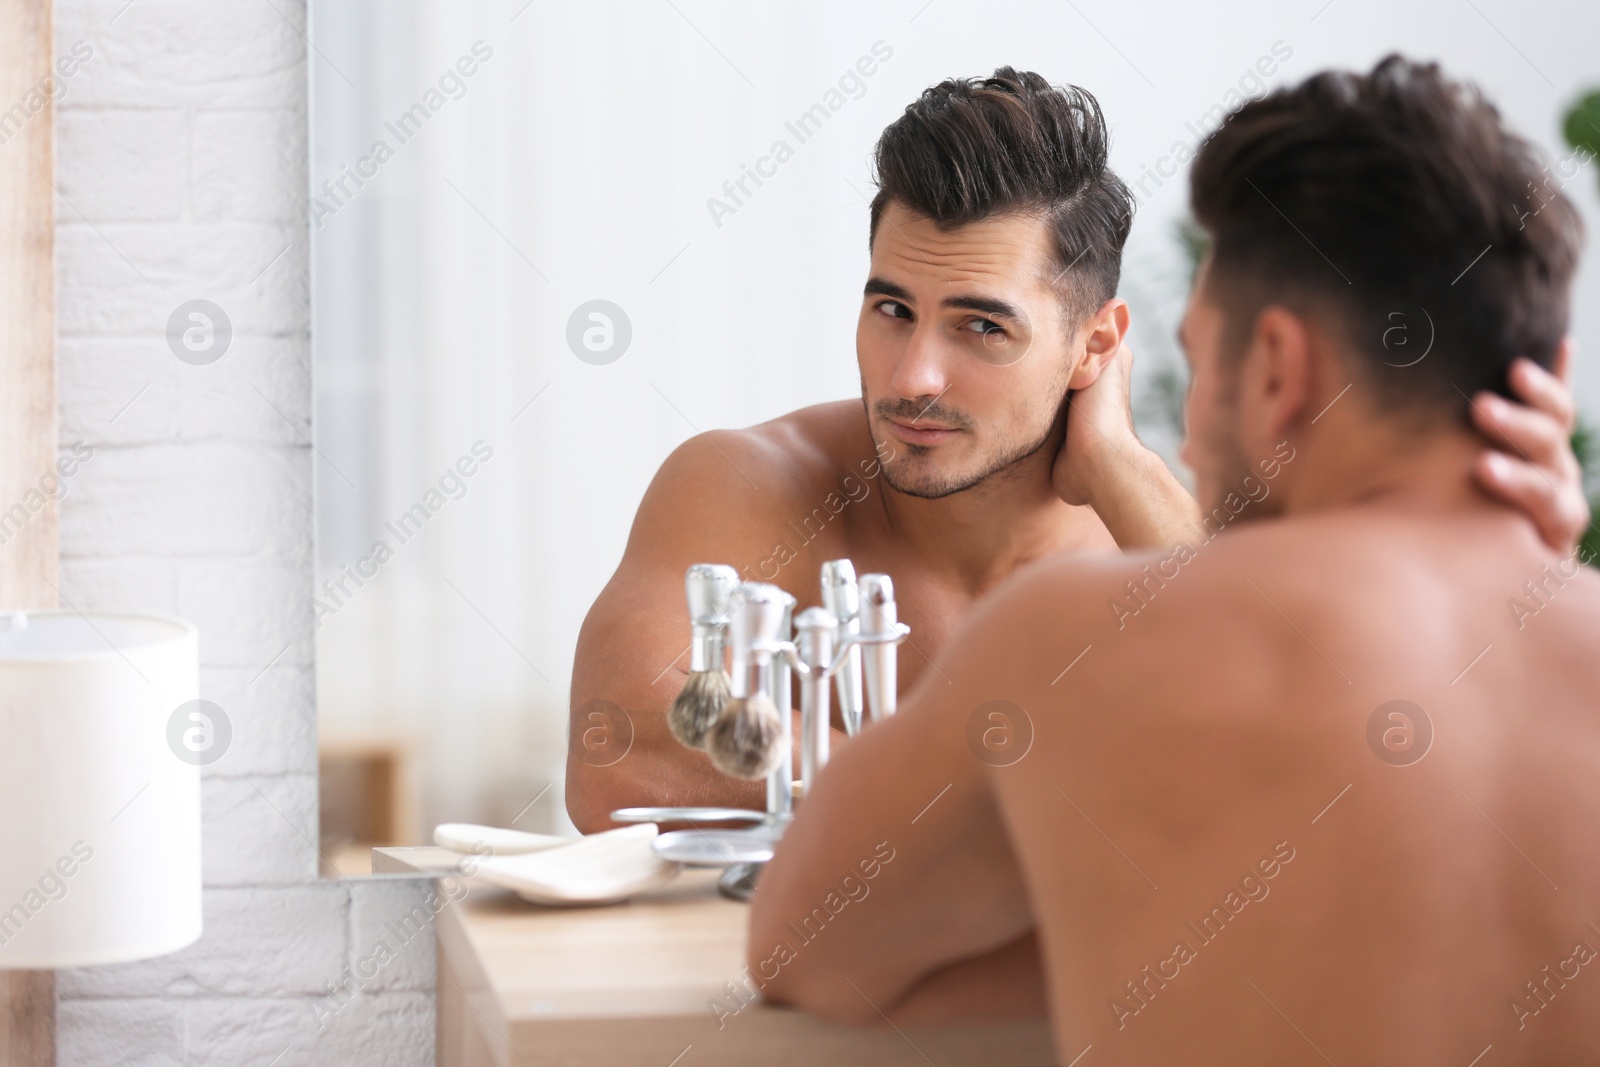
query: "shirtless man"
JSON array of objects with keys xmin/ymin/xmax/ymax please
[
  {"xmin": 566, "ymin": 67, "xmax": 1589, "ymax": 833},
  {"xmin": 751, "ymin": 56, "xmax": 1600, "ymax": 1063}
]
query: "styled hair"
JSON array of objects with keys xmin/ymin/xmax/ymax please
[
  {"xmin": 868, "ymin": 67, "xmax": 1135, "ymax": 323},
  {"xmin": 1190, "ymin": 54, "xmax": 1582, "ymax": 417}
]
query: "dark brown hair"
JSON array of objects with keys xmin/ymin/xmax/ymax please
[
  {"xmin": 1191, "ymin": 54, "xmax": 1582, "ymax": 416},
  {"xmin": 869, "ymin": 67, "xmax": 1135, "ymax": 323}
]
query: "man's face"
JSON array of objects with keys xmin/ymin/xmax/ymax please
[
  {"xmin": 856, "ymin": 201, "xmax": 1080, "ymax": 499},
  {"xmin": 1178, "ymin": 262, "xmax": 1255, "ymax": 515}
]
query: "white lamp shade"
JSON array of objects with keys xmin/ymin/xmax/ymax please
[{"xmin": 0, "ymin": 611, "xmax": 202, "ymax": 968}]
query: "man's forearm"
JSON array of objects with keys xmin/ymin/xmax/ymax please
[{"xmin": 1088, "ymin": 444, "xmax": 1202, "ymax": 551}]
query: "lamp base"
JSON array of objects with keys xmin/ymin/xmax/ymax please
[{"xmin": 0, "ymin": 970, "xmax": 53, "ymax": 1067}]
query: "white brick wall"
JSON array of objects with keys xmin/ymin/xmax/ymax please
[{"xmin": 53, "ymin": 1, "xmax": 438, "ymax": 1062}]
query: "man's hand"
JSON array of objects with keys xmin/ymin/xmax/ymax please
[
  {"xmin": 1053, "ymin": 340, "xmax": 1202, "ymax": 550},
  {"xmin": 1052, "ymin": 337, "xmax": 1137, "ymax": 507},
  {"xmin": 1470, "ymin": 341, "xmax": 1591, "ymax": 557}
]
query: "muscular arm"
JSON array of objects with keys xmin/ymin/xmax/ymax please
[
  {"xmin": 747, "ymin": 593, "xmax": 1040, "ymax": 1024},
  {"xmin": 881, "ymin": 932, "xmax": 1047, "ymax": 1026},
  {"xmin": 566, "ymin": 428, "xmax": 821, "ymax": 833}
]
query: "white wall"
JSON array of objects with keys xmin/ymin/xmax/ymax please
[{"xmin": 51, "ymin": 0, "xmax": 436, "ymax": 1062}]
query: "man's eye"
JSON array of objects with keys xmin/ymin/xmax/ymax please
[
  {"xmin": 875, "ymin": 300, "xmax": 912, "ymax": 320},
  {"xmin": 964, "ymin": 318, "xmax": 1005, "ymax": 337}
]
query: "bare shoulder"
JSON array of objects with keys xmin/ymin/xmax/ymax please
[
  {"xmin": 936, "ymin": 536, "xmax": 1282, "ymax": 691},
  {"xmin": 734, "ymin": 398, "xmax": 882, "ymax": 499},
  {"xmin": 588, "ymin": 398, "xmax": 887, "ymax": 629},
  {"xmin": 637, "ymin": 401, "xmax": 874, "ymax": 542},
  {"xmin": 967, "ymin": 510, "xmax": 1600, "ymax": 727},
  {"xmin": 908, "ymin": 525, "xmax": 1328, "ymax": 775}
]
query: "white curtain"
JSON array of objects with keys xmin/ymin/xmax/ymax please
[{"xmin": 310, "ymin": 0, "xmax": 927, "ymax": 835}]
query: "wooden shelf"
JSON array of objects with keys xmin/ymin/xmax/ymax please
[{"xmin": 319, "ymin": 729, "xmax": 420, "ymax": 867}]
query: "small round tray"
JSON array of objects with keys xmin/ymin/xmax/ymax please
[{"xmin": 652, "ymin": 827, "xmax": 778, "ymax": 867}]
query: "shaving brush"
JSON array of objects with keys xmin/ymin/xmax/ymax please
[
  {"xmin": 707, "ymin": 583, "xmax": 788, "ymax": 780},
  {"xmin": 667, "ymin": 564, "xmax": 739, "ymax": 748}
]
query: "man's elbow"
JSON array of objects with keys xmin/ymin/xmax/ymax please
[
  {"xmin": 564, "ymin": 763, "xmax": 625, "ymax": 834},
  {"xmin": 756, "ymin": 966, "xmax": 884, "ymax": 1027},
  {"xmin": 745, "ymin": 931, "xmax": 884, "ymax": 1027}
]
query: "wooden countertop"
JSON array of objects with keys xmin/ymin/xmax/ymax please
[{"xmin": 374, "ymin": 846, "xmax": 1056, "ymax": 1067}]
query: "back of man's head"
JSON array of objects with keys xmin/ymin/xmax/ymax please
[
  {"xmin": 869, "ymin": 67, "xmax": 1135, "ymax": 325},
  {"xmin": 1190, "ymin": 54, "xmax": 1582, "ymax": 420}
]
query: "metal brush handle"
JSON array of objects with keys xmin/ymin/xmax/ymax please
[
  {"xmin": 794, "ymin": 607, "xmax": 836, "ymax": 797},
  {"xmin": 727, "ymin": 583, "xmax": 787, "ymax": 700},
  {"xmin": 765, "ymin": 594, "xmax": 796, "ymax": 820},
  {"xmin": 821, "ymin": 560, "xmax": 864, "ymax": 736},
  {"xmin": 858, "ymin": 573, "xmax": 900, "ymax": 724},
  {"xmin": 688, "ymin": 621, "xmax": 725, "ymax": 674},
  {"xmin": 685, "ymin": 564, "xmax": 738, "ymax": 673}
]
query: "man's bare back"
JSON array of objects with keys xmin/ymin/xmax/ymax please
[
  {"xmin": 750, "ymin": 486, "xmax": 1600, "ymax": 1062},
  {"xmin": 565, "ymin": 397, "xmax": 1118, "ymax": 831},
  {"xmin": 1018, "ymin": 501, "xmax": 1600, "ymax": 1058}
]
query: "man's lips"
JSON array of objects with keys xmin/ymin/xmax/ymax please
[{"xmin": 885, "ymin": 418, "xmax": 961, "ymax": 445}]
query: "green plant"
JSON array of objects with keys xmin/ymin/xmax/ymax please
[
  {"xmin": 1572, "ymin": 418, "xmax": 1599, "ymax": 566},
  {"xmin": 1563, "ymin": 88, "xmax": 1600, "ymax": 194},
  {"xmin": 1564, "ymin": 90, "xmax": 1600, "ymax": 565}
]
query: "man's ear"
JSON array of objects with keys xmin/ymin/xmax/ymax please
[
  {"xmin": 1240, "ymin": 306, "xmax": 1315, "ymax": 445},
  {"xmin": 1067, "ymin": 298, "xmax": 1129, "ymax": 389}
]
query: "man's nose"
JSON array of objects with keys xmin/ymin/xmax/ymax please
[{"xmin": 889, "ymin": 325, "xmax": 953, "ymax": 402}]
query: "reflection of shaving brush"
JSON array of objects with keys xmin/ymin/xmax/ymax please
[
  {"xmin": 707, "ymin": 583, "xmax": 788, "ymax": 780},
  {"xmin": 667, "ymin": 564, "xmax": 739, "ymax": 748}
]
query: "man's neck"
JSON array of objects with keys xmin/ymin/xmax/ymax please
[
  {"xmin": 1277, "ymin": 417, "xmax": 1513, "ymax": 528},
  {"xmin": 875, "ymin": 431, "xmax": 1094, "ymax": 595}
]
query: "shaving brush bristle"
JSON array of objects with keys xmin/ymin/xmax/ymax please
[
  {"xmin": 706, "ymin": 692, "xmax": 784, "ymax": 780},
  {"xmin": 667, "ymin": 669, "xmax": 731, "ymax": 749}
]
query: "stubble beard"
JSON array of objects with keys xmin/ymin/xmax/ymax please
[{"xmin": 863, "ymin": 372, "xmax": 1068, "ymax": 501}]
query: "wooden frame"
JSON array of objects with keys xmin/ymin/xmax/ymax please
[{"xmin": 0, "ymin": 0, "xmax": 59, "ymax": 1062}]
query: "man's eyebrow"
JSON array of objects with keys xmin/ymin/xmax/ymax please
[
  {"xmin": 864, "ymin": 276, "xmax": 911, "ymax": 301},
  {"xmin": 863, "ymin": 277, "xmax": 1025, "ymax": 323},
  {"xmin": 942, "ymin": 294, "xmax": 1024, "ymax": 322}
]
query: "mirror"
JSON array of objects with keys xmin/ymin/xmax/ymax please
[{"xmin": 307, "ymin": 0, "xmax": 1301, "ymax": 874}]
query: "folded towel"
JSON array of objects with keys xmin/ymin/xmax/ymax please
[
  {"xmin": 437, "ymin": 822, "xmax": 681, "ymax": 906},
  {"xmin": 434, "ymin": 822, "xmax": 569, "ymax": 856}
]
